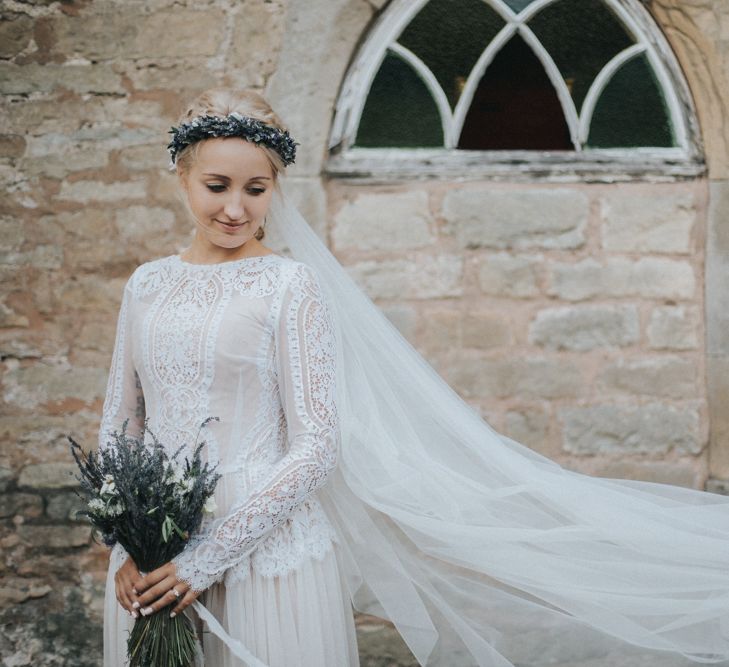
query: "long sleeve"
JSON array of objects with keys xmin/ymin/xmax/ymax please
[
  {"xmin": 98, "ymin": 272, "xmax": 146, "ymax": 453},
  {"xmin": 172, "ymin": 263, "xmax": 341, "ymax": 592}
]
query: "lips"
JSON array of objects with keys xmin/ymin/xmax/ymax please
[{"xmin": 216, "ymin": 220, "xmax": 247, "ymax": 231}]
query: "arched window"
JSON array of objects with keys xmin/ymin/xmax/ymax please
[{"xmin": 328, "ymin": 0, "xmax": 703, "ymax": 179}]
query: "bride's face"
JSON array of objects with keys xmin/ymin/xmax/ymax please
[{"xmin": 179, "ymin": 137, "xmax": 275, "ymax": 249}]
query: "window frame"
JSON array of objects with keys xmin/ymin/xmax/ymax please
[{"xmin": 326, "ymin": 0, "xmax": 704, "ymax": 181}]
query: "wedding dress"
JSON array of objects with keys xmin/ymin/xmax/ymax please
[
  {"xmin": 98, "ymin": 178, "xmax": 729, "ymax": 667},
  {"xmin": 99, "ymin": 252, "xmax": 359, "ymax": 666}
]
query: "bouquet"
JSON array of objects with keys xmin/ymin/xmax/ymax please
[{"xmin": 69, "ymin": 417, "xmax": 221, "ymax": 667}]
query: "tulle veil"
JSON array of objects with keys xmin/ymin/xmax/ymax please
[{"xmin": 218, "ymin": 178, "xmax": 729, "ymax": 666}]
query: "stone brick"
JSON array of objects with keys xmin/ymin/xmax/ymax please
[
  {"xmin": 590, "ymin": 460, "xmax": 701, "ymax": 489},
  {"xmin": 504, "ymin": 408, "xmax": 550, "ymax": 451},
  {"xmin": 600, "ymin": 191, "xmax": 695, "ymax": 253},
  {"xmin": 560, "ymin": 404, "xmax": 702, "ymax": 455},
  {"xmin": 119, "ymin": 144, "xmax": 169, "ymax": 171},
  {"xmin": 547, "ymin": 257, "xmax": 695, "ymax": 301},
  {"xmin": 597, "ymin": 357, "xmax": 697, "ymax": 398},
  {"xmin": 17, "ymin": 525, "xmax": 90, "ymax": 548},
  {"xmin": 0, "ymin": 13, "xmax": 33, "ymax": 58},
  {"xmin": 647, "ymin": 305, "xmax": 700, "ymax": 351},
  {"xmin": 462, "ymin": 311, "xmax": 513, "ymax": 349},
  {"xmin": 121, "ymin": 62, "xmax": 215, "ymax": 92},
  {"xmin": 333, "ymin": 191, "xmax": 434, "ymax": 251},
  {"xmin": 442, "ymin": 188, "xmax": 587, "ymax": 250},
  {"xmin": 115, "ymin": 206, "xmax": 175, "ymax": 242},
  {"xmin": 56, "ymin": 179, "xmax": 147, "ymax": 204},
  {"xmin": 3, "ymin": 363, "xmax": 107, "ymax": 408},
  {"xmin": 0, "ymin": 493, "xmax": 43, "ymax": 520},
  {"xmin": 46, "ymin": 492, "xmax": 87, "ymax": 523},
  {"xmin": 230, "ymin": 5, "xmax": 286, "ymax": 88},
  {"xmin": 447, "ymin": 356, "xmax": 583, "ymax": 400},
  {"xmin": 0, "ymin": 579, "xmax": 52, "ymax": 606},
  {"xmin": 477, "ymin": 253, "xmax": 541, "ymax": 298},
  {"xmin": 344, "ymin": 255, "xmax": 463, "ymax": 299},
  {"xmin": 529, "ymin": 305, "xmax": 639, "ymax": 351},
  {"xmin": 0, "ymin": 63, "xmax": 124, "ymax": 95},
  {"xmin": 51, "ymin": 9, "xmax": 226, "ymax": 60},
  {"xmin": 0, "ymin": 466, "xmax": 13, "ymax": 493},
  {"xmin": 18, "ymin": 464, "xmax": 80, "ymax": 491}
]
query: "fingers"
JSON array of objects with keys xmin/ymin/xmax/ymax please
[
  {"xmin": 115, "ymin": 572, "xmax": 139, "ymax": 618},
  {"xmin": 169, "ymin": 588, "xmax": 200, "ymax": 618}
]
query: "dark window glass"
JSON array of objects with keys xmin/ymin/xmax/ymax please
[
  {"xmin": 504, "ymin": 0, "xmax": 538, "ymax": 11},
  {"xmin": 587, "ymin": 53, "xmax": 674, "ymax": 147},
  {"xmin": 397, "ymin": 0, "xmax": 505, "ymax": 109},
  {"xmin": 355, "ymin": 50, "xmax": 444, "ymax": 148},
  {"xmin": 528, "ymin": 0, "xmax": 634, "ymax": 112},
  {"xmin": 458, "ymin": 34, "xmax": 572, "ymax": 150}
]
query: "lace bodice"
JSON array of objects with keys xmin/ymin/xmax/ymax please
[{"xmin": 99, "ymin": 253, "xmax": 340, "ymax": 591}]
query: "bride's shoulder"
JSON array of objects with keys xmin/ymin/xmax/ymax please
[{"xmin": 126, "ymin": 255, "xmax": 177, "ymax": 298}]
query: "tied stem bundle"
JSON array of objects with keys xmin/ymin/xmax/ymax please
[{"xmin": 69, "ymin": 418, "xmax": 222, "ymax": 667}]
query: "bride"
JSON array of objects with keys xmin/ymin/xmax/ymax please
[{"xmin": 100, "ymin": 87, "xmax": 729, "ymax": 667}]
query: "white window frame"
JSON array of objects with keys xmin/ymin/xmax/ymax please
[{"xmin": 327, "ymin": 0, "xmax": 704, "ymax": 181}]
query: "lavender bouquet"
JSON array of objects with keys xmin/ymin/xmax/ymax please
[{"xmin": 69, "ymin": 417, "xmax": 221, "ymax": 667}]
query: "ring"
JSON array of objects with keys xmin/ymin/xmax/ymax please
[{"xmin": 172, "ymin": 587, "xmax": 181, "ymax": 598}]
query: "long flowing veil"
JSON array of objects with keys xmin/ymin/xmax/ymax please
[{"xmin": 263, "ymin": 179, "xmax": 729, "ymax": 666}]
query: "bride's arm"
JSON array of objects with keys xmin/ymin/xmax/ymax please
[
  {"xmin": 171, "ymin": 262, "xmax": 340, "ymax": 592},
  {"xmin": 98, "ymin": 270, "xmax": 146, "ymax": 452}
]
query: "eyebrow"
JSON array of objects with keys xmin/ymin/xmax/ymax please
[{"xmin": 202, "ymin": 173, "xmax": 272, "ymax": 181}]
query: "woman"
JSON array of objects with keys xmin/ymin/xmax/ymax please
[{"xmin": 100, "ymin": 87, "xmax": 729, "ymax": 667}]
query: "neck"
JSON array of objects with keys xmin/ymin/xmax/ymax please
[{"xmin": 181, "ymin": 233, "xmax": 269, "ymax": 264}]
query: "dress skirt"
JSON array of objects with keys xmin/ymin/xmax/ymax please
[{"xmin": 103, "ymin": 543, "xmax": 360, "ymax": 667}]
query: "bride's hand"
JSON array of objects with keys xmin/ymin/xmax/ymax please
[
  {"xmin": 114, "ymin": 555, "xmax": 142, "ymax": 617},
  {"xmin": 132, "ymin": 562, "xmax": 203, "ymax": 618}
]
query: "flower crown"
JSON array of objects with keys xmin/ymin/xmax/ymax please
[{"xmin": 167, "ymin": 112, "xmax": 298, "ymax": 168}]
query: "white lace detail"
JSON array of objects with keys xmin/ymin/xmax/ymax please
[{"xmin": 172, "ymin": 262, "xmax": 340, "ymax": 592}]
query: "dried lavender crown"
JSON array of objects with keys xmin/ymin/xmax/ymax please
[{"xmin": 167, "ymin": 112, "xmax": 298, "ymax": 168}]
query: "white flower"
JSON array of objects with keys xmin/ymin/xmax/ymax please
[
  {"xmin": 100, "ymin": 474, "xmax": 117, "ymax": 496},
  {"xmin": 88, "ymin": 498, "xmax": 106, "ymax": 513},
  {"xmin": 203, "ymin": 496, "xmax": 217, "ymax": 515}
]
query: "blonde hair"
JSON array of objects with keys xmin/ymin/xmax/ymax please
[{"xmin": 175, "ymin": 88, "xmax": 290, "ymax": 241}]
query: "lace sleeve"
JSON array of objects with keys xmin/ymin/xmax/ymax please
[
  {"xmin": 172, "ymin": 262, "xmax": 341, "ymax": 592},
  {"xmin": 99, "ymin": 271, "xmax": 146, "ymax": 452}
]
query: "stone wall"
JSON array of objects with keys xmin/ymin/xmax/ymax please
[{"xmin": 0, "ymin": 0, "xmax": 727, "ymax": 664}]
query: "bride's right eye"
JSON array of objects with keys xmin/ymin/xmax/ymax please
[{"xmin": 206, "ymin": 184, "xmax": 226, "ymax": 193}]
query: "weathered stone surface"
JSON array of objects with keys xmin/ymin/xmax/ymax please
[
  {"xmin": 333, "ymin": 191, "xmax": 434, "ymax": 251},
  {"xmin": 18, "ymin": 464, "xmax": 80, "ymax": 491},
  {"xmin": 230, "ymin": 4, "xmax": 286, "ymax": 88},
  {"xmin": 17, "ymin": 525, "xmax": 90, "ymax": 548},
  {"xmin": 529, "ymin": 305, "xmax": 639, "ymax": 351},
  {"xmin": 0, "ymin": 493, "xmax": 43, "ymax": 520},
  {"xmin": 477, "ymin": 253, "xmax": 541, "ymax": 298},
  {"xmin": 504, "ymin": 408, "xmax": 551, "ymax": 451},
  {"xmin": 118, "ymin": 143, "xmax": 169, "ymax": 171},
  {"xmin": 442, "ymin": 189, "xmax": 587, "ymax": 249},
  {"xmin": 56, "ymin": 179, "xmax": 147, "ymax": 203},
  {"xmin": 3, "ymin": 363, "xmax": 107, "ymax": 408},
  {"xmin": 51, "ymin": 8, "xmax": 226, "ymax": 60},
  {"xmin": 344, "ymin": 255, "xmax": 463, "ymax": 299},
  {"xmin": 115, "ymin": 206, "xmax": 175, "ymax": 241},
  {"xmin": 591, "ymin": 460, "xmax": 702, "ymax": 489},
  {"xmin": 547, "ymin": 258, "xmax": 696, "ymax": 301},
  {"xmin": 45, "ymin": 493, "xmax": 87, "ymax": 523},
  {"xmin": 462, "ymin": 311, "xmax": 513, "ymax": 349},
  {"xmin": 0, "ymin": 13, "xmax": 33, "ymax": 59},
  {"xmin": 0, "ymin": 63, "xmax": 124, "ymax": 95},
  {"xmin": 0, "ymin": 579, "xmax": 52, "ymax": 606},
  {"xmin": 599, "ymin": 191, "xmax": 695, "ymax": 253},
  {"xmin": 0, "ymin": 466, "xmax": 14, "ymax": 493},
  {"xmin": 560, "ymin": 404, "xmax": 702, "ymax": 455},
  {"xmin": 597, "ymin": 357, "xmax": 697, "ymax": 398},
  {"xmin": 447, "ymin": 356, "xmax": 584, "ymax": 400},
  {"xmin": 647, "ymin": 305, "xmax": 700, "ymax": 350}
]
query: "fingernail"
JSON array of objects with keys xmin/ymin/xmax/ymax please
[
  {"xmin": 132, "ymin": 611, "xmax": 138, "ymax": 619},
  {"xmin": 142, "ymin": 607, "xmax": 153, "ymax": 616},
  {"xmin": 132, "ymin": 601, "xmax": 140, "ymax": 609},
  {"xmin": 132, "ymin": 588, "xmax": 138, "ymax": 595},
  {"xmin": 170, "ymin": 612, "xmax": 176, "ymax": 618}
]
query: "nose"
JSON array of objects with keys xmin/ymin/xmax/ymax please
[{"xmin": 223, "ymin": 192, "xmax": 245, "ymax": 221}]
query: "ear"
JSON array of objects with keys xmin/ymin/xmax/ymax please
[{"xmin": 177, "ymin": 168, "xmax": 189, "ymax": 192}]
